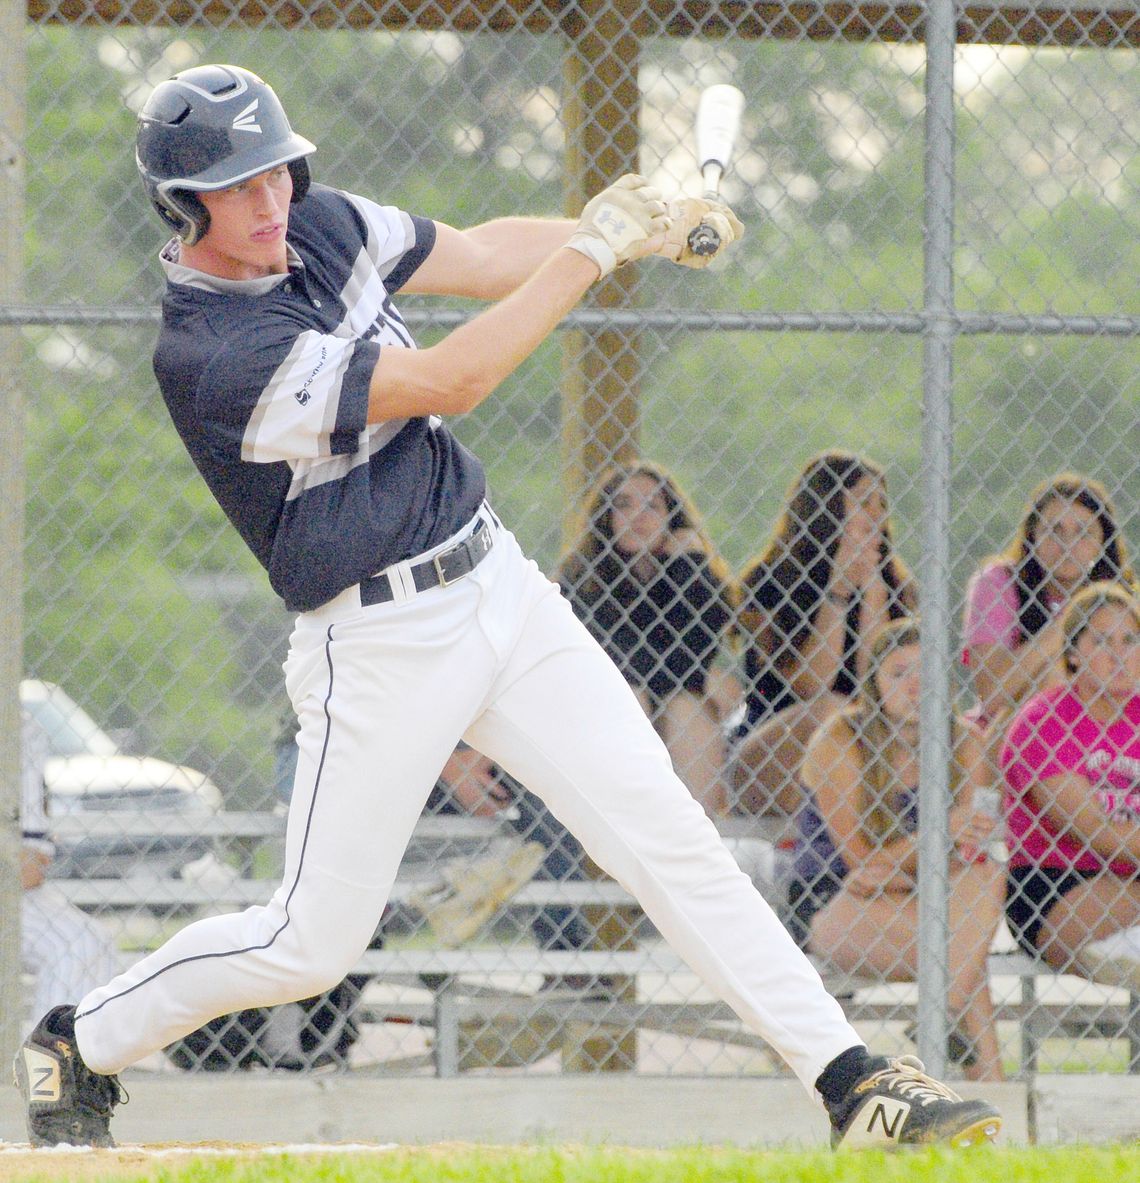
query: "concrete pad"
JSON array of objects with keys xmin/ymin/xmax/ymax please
[
  {"xmin": 0, "ymin": 1076, "xmax": 1029, "ymax": 1148},
  {"xmin": 1033, "ymin": 1075, "xmax": 1140, "ymax": 1143}
]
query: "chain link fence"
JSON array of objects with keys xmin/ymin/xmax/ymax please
[{"xmin": 3, "ymin": 2, "xmax": 1138, "ymax": 1083}]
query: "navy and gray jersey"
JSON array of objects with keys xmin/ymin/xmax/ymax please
[{"xmin": 152, "ymin": 182, "xmax": 487, "ymax": 612}]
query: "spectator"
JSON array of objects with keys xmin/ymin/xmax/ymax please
[
  {"xmin": 19, "ymin": 710, "xmax": 118, "ymax": 1033},
  {"xmin": 732, "ymin": 450, "xmax": 916, "ymax": 818},
  {"xmin": 962, "ymin": 471, "xmax": 1135, "ymax": 731},
  {"xmin": 557, "ymin": 459, "xmax": 737, "ymax": 816},
  {"xmin": 793, "ymin": 617, "xmax": 1005, "ymax": 1081},
  {"xmin": 1000, "ymin": 582, "xmax": 1140, "ymax": 991}
]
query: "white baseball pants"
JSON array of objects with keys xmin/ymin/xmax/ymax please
[{"xmin": 75, "ymin": 507, "xmax": 862, "ymax": 1094}]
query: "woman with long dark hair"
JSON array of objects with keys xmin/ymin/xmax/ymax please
[
  {"xmin": 558, "ymin": 459, "xmax": 736, "ymax": 814},
  {"xmin": 732, "ymin": 450, "xmax": 916, "ymax": 816}
]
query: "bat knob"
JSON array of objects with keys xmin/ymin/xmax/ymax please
[{"xmin": 687, "ymin": 223, "xmax": 721, "ymax": 257}]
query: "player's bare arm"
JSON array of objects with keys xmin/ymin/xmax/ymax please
[
  {"xmin": 367, "ymin": 246, "xmax": 598, "ymax": 422},
  {"xmin": 403, "ymin": 217, "xmax": 578, "ymax": 300},
  {"xmin": 406, "ymin": 194, "xmax": 744, "ymax": 300},
  {"xmin": 366, "ymin": 175, "xmax": 671, "ymax": 424}
]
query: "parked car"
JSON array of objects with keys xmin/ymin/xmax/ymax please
[{"xmin": 20, "ymin": 679, "xmax": 224, "ymax": 882}]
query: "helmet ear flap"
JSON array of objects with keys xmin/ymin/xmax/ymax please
[
  {"xmin": 157, "ymin": 190, "xmax": 211, "ymax": 246},
  {"xmin": 288, "ymin": 158, "xmax": 310, "ymax": 204}
]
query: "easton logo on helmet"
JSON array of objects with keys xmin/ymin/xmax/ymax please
[{"xmin": 232, "ymin": 100, "xmax": 262, "ymax": 133}]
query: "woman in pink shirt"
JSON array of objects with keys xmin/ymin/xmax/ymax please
[
  {"xmin": 1000, "ymin": 583, "xmax": 1140, "ymax": 990},
  {"xmin": 962, "ymin": 473, "xmax": 1133, "ymax": 730}
]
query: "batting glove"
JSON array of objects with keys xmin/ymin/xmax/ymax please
[
  {"xmin": 658, "ymin": 197, "xmax": 745, "ymax": 269},
  {"xmin": 566, "ymin": 174, "xmax": 671, "ymax": 278}
]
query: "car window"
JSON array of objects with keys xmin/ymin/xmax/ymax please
[{"xmin": 20, "ymin": 683, "xmax": 119, "ymax": 758}]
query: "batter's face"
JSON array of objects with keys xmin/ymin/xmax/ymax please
[
  {"xmin": 184, "ymin": 164, "xmax": 293, "ymax": 280},
  {"xmin": 609, "ymin": 473, "xmax": 672, "ymax": 558}
]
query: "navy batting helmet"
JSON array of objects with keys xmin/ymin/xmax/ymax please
[{"xmin": 136, "ymin": 64, "xmax": 316, "ymax": 246}]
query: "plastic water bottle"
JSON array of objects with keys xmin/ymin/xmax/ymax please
[{"xmin": 958, "ymin": 786, "xmax": 1003, "ymax": 864}]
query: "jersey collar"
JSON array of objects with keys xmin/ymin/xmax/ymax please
[{"xmin": 159, "ymin": 238, "xmax": 305, "ymax": 296}]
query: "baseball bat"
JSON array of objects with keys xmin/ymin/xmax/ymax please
[{"xmin": 687, "ymin": 84, "xmax": 745, "ymax": 257}]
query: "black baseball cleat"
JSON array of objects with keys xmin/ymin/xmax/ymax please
[
  {"xmin": 13, "ymin": 1005, "xmax": 126, "ymax": 1148},
  {"xmin": 830, "ymin": 1054, "xmax": 1001, "ymax": 1149}
]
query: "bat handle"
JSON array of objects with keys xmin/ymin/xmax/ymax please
[
  {"xmin": 686, "ymin": 223, "xmax": 721, "ymax": 256},
  {"xmin": 686, "ymin": 185, "xmax": 723, "ymax": 257}
]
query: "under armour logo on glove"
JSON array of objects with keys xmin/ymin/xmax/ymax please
[
  {"xmin": 566, "ymin": 175, "xmax": 670, "ymax": 278},
  {"xmin": 595, "ymin": 206, "xmax": 629, "ymax": 237}
]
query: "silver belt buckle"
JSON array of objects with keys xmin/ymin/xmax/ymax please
[
  {"xmin": 432, "ymin": 520, "xmax": 488, "ymax": 589},
  {"xmin": 433, "ymin": 547, "xmax": 458, "ymax": 588}
]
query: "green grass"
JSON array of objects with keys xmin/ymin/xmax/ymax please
[{"xmin": 25, "ymin": 1145, "xmax": 1138, "ymax": 1183}]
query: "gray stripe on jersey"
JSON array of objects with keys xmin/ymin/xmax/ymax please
[
  {"xmin": 339, "ymin": 246, "xmax": 393, "ymax": 338},
  {"xmin": 242, "ymin": 331, "xmax": 356, "ymax": 463},
  {"xmin": 378, "ymin": 211, "xmax": 419, "ymax": 282},
  {"xmin": 284, "ymin": 417, "xmax": 409, "ymax": 501},
  {"xmin": 343, "ymin": 193, "xmax": 417, "ymax": 284}
]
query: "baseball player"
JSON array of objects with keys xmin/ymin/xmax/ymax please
[{"xmin": 15, "ymin": 64, "xmax": 1000, "ymax": 1150}]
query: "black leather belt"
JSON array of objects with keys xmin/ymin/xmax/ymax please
[{"xmin": 359, "ymin": 519, "xmax": 493, "ymax": 606}]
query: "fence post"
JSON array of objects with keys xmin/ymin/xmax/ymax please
[
  {"xmin": 559, "ymin": 6, "xmax": 643, "ymax": 1071},
  {"xmin": 916, "ymin": 0, "xmax": 958, "ymax": 1081},
  {"xmin": 559, "ymin": 0, "xmax": 643, "ymax": 537},
  {"xmin": 0, "ymin": 0, "xmax": 28, "ymax": 1068}
]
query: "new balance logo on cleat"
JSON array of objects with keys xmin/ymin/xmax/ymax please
[
  {"xmin": 831, "ymin": 1055, "xmax": 1001, "ymax": 1150},
  {"xmin": 18, "ymin": 1046, "xmax": 62, "ymax": 1104},
  {"xmin": 13, "ymin": 1005, "xmax": 126, "ymax": 1148},
  {"xmin": 846, "ymin": 1096, "xmax": 911, "ymax": 1147}
]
